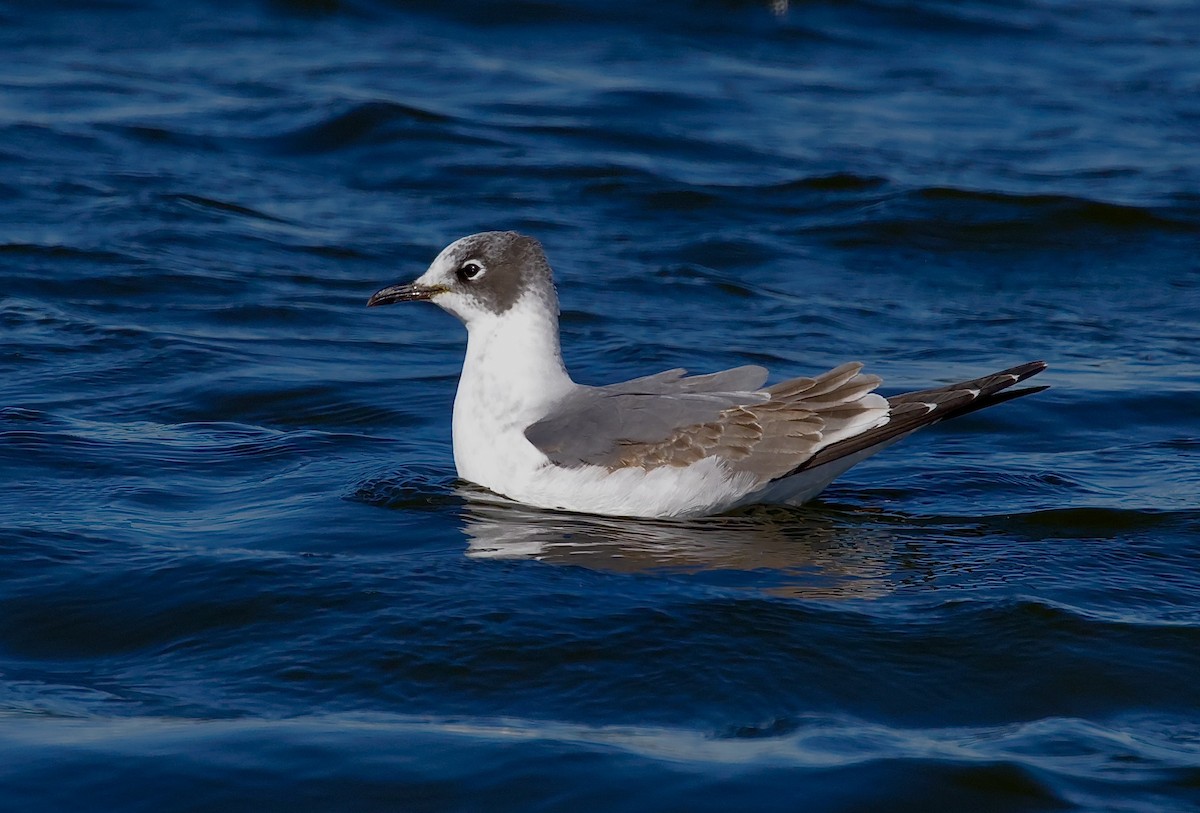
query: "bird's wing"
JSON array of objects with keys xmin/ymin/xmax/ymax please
[
  {"xmin": 524, "ymin": 362, "xmax": 889, "ymax": 481},
  {"xmin": 792, "ymin": 360, "xmax": 1048, "ymax": 475}
]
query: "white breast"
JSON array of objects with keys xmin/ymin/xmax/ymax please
[
  {"xmin": 450, "ymin": 297, "xmax": 573, "ymax": 493},
  {"xmin": 451, "ymin": 367, "xmax": 551, "ymax": 491}
]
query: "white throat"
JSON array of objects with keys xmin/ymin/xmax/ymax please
[{"xmin": 451, "ymin": 296, "xmax": 576, "ymax": 488}]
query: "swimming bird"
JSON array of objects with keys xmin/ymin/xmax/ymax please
[{"xmin": 368, "ymin": 231, "xmax": 1047, "ymax": 519}]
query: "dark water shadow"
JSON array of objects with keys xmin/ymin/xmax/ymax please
[{"xmin": 455, "ymin": 486, "xmax": 905, "ymax": 599}]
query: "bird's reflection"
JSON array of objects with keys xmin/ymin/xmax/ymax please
[{"xmin": 456, "ymin": 485, "xmax": 906, "ymax": 599}]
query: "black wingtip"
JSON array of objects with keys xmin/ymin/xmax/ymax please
[
  {"xmin": 985, "ymin": 360, "xmax": 1048, "ymax": 388},
  {"xmin": 938, "ymin": 362, "xmax": 1049, "ymax": 419},
  {"xmin": 1006, "ymin": 360, "xmax": 1048, "ymax": 383},
  {"xmin": 794, "ymin": 360, "xmax": 1050, "ymax": 477},
  {"xmin": 948, "ymin": 383, "xmax": 1049, "ymax": 419}
]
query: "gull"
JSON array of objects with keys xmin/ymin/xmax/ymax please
[{"xmin": 368, "ymin": 231, "xmax": 1047, "ymax": 519}]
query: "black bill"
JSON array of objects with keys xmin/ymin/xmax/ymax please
[{"xmin": 366, "ymin": 282, "xmax": 440, "ymax": 307}]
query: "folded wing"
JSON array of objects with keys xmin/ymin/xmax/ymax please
[{"xmin": 525, "ymin": 362, "xmax": 891, "ymax": 482}]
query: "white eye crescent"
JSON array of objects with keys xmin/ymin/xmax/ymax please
[{"xmin": 457, "ymin": 260, "xmax": 485, "ymax": 282}]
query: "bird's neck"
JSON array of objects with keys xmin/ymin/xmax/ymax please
[{"xmin": 455, "ymin": 298, "xmax": 575, "ymax": 431}]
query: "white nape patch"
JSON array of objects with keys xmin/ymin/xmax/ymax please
[
  {"xmin": 966, "ymin": 387, "xmax": 981, "ymax": 398},
  {"xmin": 921, "ymin": 402, "xmax": 938, "ymax": 413}
]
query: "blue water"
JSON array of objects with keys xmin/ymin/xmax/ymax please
[{"xmin": 2, "ymin": 1, "xmax": 1199, "ymax": 810}]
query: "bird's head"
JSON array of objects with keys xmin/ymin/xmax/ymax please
[{"xmin": 367, "ymin": 231, "xmax": 558, "ymax": 328}]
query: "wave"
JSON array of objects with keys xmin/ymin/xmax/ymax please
[
  {"xmin": 785, "ymin": 186, "xmax": 1197, "ymax": 250},
  {"xmin": 268, "ymin": 100, "xmax": 465, "ymax": 155},
  {"xmin": 349, "ymin": 464, "xmax": 461, "ymax": 510},
  {"xmin": 164, "ymin": 193, "xmax": 291, "ymax": 224},
  {"xmin": 0, "ymin": 408, "xmax": 377, "ymax": 473},
  {"xmin": 0, "ymin": 242, "xmax": 134, "ymax": 264},
  {"xmin": 0, "ymin": 710, "xmax": 1195, "ymax": 810}
]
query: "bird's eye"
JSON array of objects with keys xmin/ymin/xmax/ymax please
[{"xmin": 457, "ymin": 261, "xmax": 485, "ymax": 283}]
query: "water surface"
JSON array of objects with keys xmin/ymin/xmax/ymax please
[{"xmin": 2, "ymin": 1, "xmax": 1199, "ymax": 810}]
